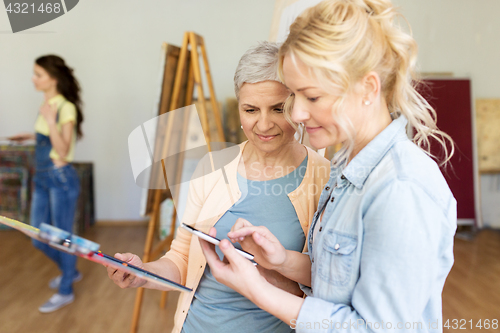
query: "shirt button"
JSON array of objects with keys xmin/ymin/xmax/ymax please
[
  {"xmin": 341, "ymin": 175, "xmax": 346, "ymax": 180},
  {"xmin": 319, "ymin": 227, "xmax": 322, "ymax": 232},
  {"xmin": 312, "ymin": 258, "xmax": 314, "ymax": 263},
  {"xmin": 334, "ymin": 244, "xmax": 340, "ymax": 250},
  {"xmin": 330, "ymin": 197, "xmax": 335, "ymax": 202},
  {"xmin": 325, "ymin": 186, "xmax": 330, "ymax": 191}
]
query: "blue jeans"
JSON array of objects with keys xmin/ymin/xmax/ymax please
[{"xmin": 30, "ymin": 164, "xmax": 80, "ymax": 295}]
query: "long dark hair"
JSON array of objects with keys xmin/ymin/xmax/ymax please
[{"xmin": 36, "ymin": 55, "xmax": 84, "ymax": 139}]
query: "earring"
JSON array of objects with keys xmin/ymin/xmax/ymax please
[
  {"xmin": 363, "ymin": 100, "xmax": 371, "ymax": 106},
  {"xmin": 240, "ymin": 125, "xmax": 243, "ymax": 129}
]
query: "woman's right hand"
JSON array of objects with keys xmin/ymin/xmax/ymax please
[
  {"xmin": 8, "ymin": 133, "xmax": 35, "ymax": 142},
  {"xmin": 106, "ymin": 253, "xmax": 147, "ymax": 289},
  {"xmin": 228, "ymin": 218, "xmax": 287, "ymax": 271}
]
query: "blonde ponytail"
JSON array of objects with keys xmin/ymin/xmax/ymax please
[{"xmin": 279, "ymin": 0, "xmax": 454, "ymax": 166}]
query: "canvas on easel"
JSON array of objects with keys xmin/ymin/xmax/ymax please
[
  {"xmin": 129, "ymin": 31, "xmax": 226, "ymax": 333},
  {"xmin": 139, "ymin": 43, "xmax": 192, "ymax": 217}
]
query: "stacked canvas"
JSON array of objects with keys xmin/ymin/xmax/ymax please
[
  {"xmin": 0, "ymin": 144, "xmax": 35, "ymax": 229},
  {"xmin": 0, "ymin": 145, "xmax": 95, "ymax": 234},
  {"xmin": 72, "ymin": 162, "xmax": 95, "ymax": 234}
]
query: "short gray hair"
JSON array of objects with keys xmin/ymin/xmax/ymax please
[{"xmin": 234, "ymin": 41, "xmax": 281, "ymax": 99}]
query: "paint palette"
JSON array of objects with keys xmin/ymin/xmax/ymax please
[{"xmin": 0, "ymin": 215, "xmax": 192, "ymax": 292}]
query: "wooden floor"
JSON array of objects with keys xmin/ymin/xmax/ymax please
[
  {"xmin": 442, "ymin": 229, "xmax": 500, "ymax": 332},
  {"xmin": 0, "ymin": 225, "xmax": 499, "ymax": 333}
]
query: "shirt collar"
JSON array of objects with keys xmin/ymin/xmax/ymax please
[
  {"xmin": 47, "ymin": 94, "xmax": 64, "ymax": 105},
  {"xmin": 341, "ymin": 114, "xmax": 409, "ymax": 189}
]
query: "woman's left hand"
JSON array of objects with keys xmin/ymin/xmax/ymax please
[
  {"xmin": 40, "ymin": 100, "xmax": 58, "ymax": 125},
  {"xmin": 199, "ymin": 227, "xmax": 268, "ymax": 301}
]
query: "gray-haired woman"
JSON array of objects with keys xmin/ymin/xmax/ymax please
[{"xmin": 106, "ymin": 41, "xmax": 330, "ymax": 333}]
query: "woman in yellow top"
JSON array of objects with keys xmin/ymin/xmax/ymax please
[
  {"xmin": 9, "ymin": 55, "xmax": 84, "ymax": 313},
  {"xmin": 107, "ymin": 42, "xmax": 330, "ymax": 333}
]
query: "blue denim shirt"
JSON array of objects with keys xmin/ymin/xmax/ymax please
[{"xmin": 295, "ymin": 115, "xmax": 457, "ymax": 333}]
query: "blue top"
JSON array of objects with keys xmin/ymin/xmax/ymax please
[
  {"xmin": 295, "ymin": 115, "xmax": 457, "ymax": 333},
  {"xmin": 183, "ymin": 156, "xmax": 308, "ymax": 333}
]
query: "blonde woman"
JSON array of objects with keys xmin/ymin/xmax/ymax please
[
  {"xmin": 200, "ymin": 1, "xmax": 457, "ymax": 332},
  {"xmin": 107, "ymin": 42, "xmax": 330, "ymax": 333}
]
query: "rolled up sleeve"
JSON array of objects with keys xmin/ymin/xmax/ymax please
[{"xmin": 295, "ymin": 180, "xmax": 453, "ymax": 333}]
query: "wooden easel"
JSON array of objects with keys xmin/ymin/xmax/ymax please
[{"xmin": 130, "ymin": 32, "xmax": 225, "ymax": 333}]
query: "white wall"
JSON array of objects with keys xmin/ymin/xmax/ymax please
[
  {"xmin": 2, "ymin": 0, "xmax": 500, "ymax": 226},
  {"xmin": 393, "ymin": 0, "xmax": 500, "ymax": 98},
  {"xmin": 0, "ymin": 0, "xmax": 275, "ymax": 220}
]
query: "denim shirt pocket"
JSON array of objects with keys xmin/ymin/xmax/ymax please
[{"xmin": 318, "ymin": 230, "xmax": 357, "ymax": 286}]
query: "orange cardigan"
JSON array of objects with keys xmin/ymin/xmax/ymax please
[{"xmin": 162, "ymin": 141, "xmax": 330, "ymax": 333}]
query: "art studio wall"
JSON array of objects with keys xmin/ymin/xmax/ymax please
[
  {"xmin": 1, "ymin": 0, "xmax": 499, "ymax": 226},
  {"xmin": 394, "ymin": 0, "xmax": 500, "ymax": 227},
  {"xmin": 0, "ymin": 0, "xmax": 276, "ymax": 220}
]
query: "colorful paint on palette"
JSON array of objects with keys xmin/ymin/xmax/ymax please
[{"xmin": 0, "ymin": 215, "xmax": 192, "ymax": 292}]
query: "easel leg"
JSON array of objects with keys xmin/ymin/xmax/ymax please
[
  {"xmin": 160, "ymin": 291, "xmax": 168, "ymax": 309},
  {"xmin": 131, "ymin": 287, "xmax": 145, "ymax": 333},
  {"xmin": 130, "ymin": 189, "xmax": 161, "ymax": 332},
  {"xmin": 130, "ymin": 31, "xmax": 226, "ymax": 331}
]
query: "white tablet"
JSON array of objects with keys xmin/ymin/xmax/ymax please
[{"xmin": 181, "ymin": 223, "xmax": 255, "ymax": 261}]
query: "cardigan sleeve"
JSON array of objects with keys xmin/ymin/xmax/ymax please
[
  {"xmin": 160, "ymin": 154, "xmax": 211, "ymax": 285},
  {"xmin": 290, "ymin": 147, "xmax": 331, "ymax": 253}
]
